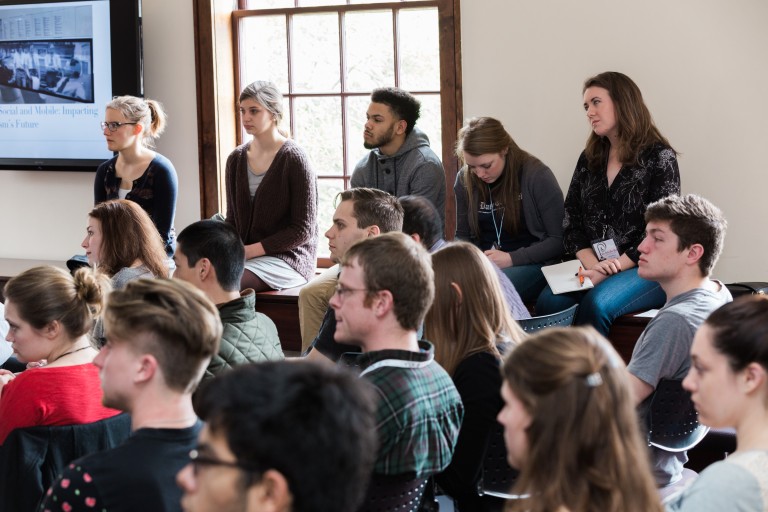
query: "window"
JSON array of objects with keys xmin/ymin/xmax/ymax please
[{"xmin": 193, "ymin": 0, "xmax": 461, "ymax": 262}]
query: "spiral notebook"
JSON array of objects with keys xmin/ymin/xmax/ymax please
[{"xmin": 541, "ymin": 259, "xmax": 595, "ymax": 294}]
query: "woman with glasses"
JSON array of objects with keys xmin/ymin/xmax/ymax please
[
  {"xmin": 224, "ymin": 81, "xmax": 317, "ymax": 292},
  {"xmin": 665, "ymin": 296, "xmax": 768, "ymax": 512},
  {"xmin": 497, "ymin": 326, "xmax": 663, "ymax": 512},
  {"xmin": 94, "ymin": 95, "xmax": 178, "ymax": 257}
]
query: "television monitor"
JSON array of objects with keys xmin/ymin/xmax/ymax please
[{"xmin": 0, "ymin": 0, "xmax": 142, "ymax": 171}]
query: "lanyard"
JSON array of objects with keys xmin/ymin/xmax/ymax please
[{"xmin": 488, "ymin": 184, "xmax": 504, "ymax": 250}]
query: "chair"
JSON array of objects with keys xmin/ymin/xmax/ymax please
[
  {"xmin": 476, "ymin": 423, "xmax": 520, "ymax": 503},
  {"xmin": 0, "ymin": 413, "xmax": 131, "ymax": 512},
  {"xmin": 518, "ymin": 304, "xmax": 579, "ymax": 333},
  {"xmin": 686, "ymin": 427, "xmax": 737, "ymax": 473},
  {"xmin": 357, "ymin": 473, "xmax": 429, "ymax": 512},
  {"xmin": 647, "ymin": 379, "xmax": 709, "ymax": 452}
]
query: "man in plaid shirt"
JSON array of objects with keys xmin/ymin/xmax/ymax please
[{"xmin": 334, "ymin": 232, "xmax": 463, "ymax": 486}]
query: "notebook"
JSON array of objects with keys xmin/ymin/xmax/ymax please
[{"xmin": 541, "ymin": 259, "xmax": 595, "ymax": 295}]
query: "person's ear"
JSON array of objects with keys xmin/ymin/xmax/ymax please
[
  {"xmin": 42, "ymin": 320, "xmax": 61, "ymax": 340},
  {"xmin": 197, "ymin": 258, "xmax": 213, "ymax": 282},
  {"xmin": 395, "ymin": 118, "xmax": 407, "ymax": 136},
  {"xmin": 367, "ymin": 225, "xmax": 381, "ymax": 237},
  {"xmin": 686, "ymin": 244, "xmax": 705, "ymax": 267},
  {"xmin": 246, "ymin": 469, "xmax": 293, "ymax": 512},
  {"xmin": 450, "ymin": 282, "xmax": 463, "ymax": 305},
  {"xmin": 135, "ymin": 353, "xmax": 159, "ymax": 384},
  {"xmin": 741, "ymin": 361, "xmax": 767, "ymax": 395}
]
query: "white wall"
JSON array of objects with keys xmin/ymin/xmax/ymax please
[
  {"xmin": 460, "ymin": 0, "xmax": 768, "ymax": 282},
  {"xmin": 0, "ymin": 0, "xmax": 199, "ymax": 261},
  {"xmin": 3, "ymin": 0, "xmax": 767, "ymax": 282}
]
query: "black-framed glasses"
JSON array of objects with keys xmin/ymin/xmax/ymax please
[
  {"xmin": 100, "ymin": 121, "xmax": 138, "ymax": 132},
  {"xmin": 188, "ymin": 449, "xmax": 261, "ymax": 477}
]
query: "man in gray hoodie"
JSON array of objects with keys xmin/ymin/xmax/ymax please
[{"xmin": 351, "ymin": 87, "xmax": 446, "ymax": 225}]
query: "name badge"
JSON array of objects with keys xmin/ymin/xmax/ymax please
[{"xmin": 592, "ymin": 238, "xmax": 620, "ymax": 261}]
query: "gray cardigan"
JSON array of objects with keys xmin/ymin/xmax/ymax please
[{"xmin": 454, "ymin": 158, "xmax": 565, "ymax": 266}]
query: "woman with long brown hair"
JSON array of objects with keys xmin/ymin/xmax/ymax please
[
  {"xmin": 454, "ymin": 116, "xmax": 565, "ymax": 303},
  {"xmin": 536, "ymin": 71, "xmax": 680, "ymax": 335},
  {"xmin": 426, "ymin": 241, "xmax": 526, "ymax": 511},
  {"xmin": 82, "ymin": 199, "xmax": 169, "ymax": 289},
  {"xmin": 498, "ymin": 326, "xmax": 663, "ymax": 512}
]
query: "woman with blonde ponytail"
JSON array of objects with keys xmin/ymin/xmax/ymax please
[{"xmin": 0, "ymin": 266, "xmax": 120, "ymax": 444}]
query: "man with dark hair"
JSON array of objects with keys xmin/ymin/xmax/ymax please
[
  {"xmin": 176, "ymin": 361, "xmax": 378, "ymax": 512},
  {"xmin": 399, "ymin": 194, "xmax": 530, "ymax": 320},
  {"xmin": 332, "ymin": 233, "xmax": 462, "ymax": 507},
  {"xmin": 174, "ymin": 219, "xmax": 283, "ymax": 378},
  {"xmin": 42, "ymin": 279, "xmax": 222, "ymax": 512},
  {"xmin": 351, "ymin": 87, "xmax": 446, "ymax": 225},
  {"xmin": 300, "ymin": 188, "xmax": 403, "ymax": 357},
  {"xmin": 628, "ymin": 194, "xmax": 731, "ymax": 488}
]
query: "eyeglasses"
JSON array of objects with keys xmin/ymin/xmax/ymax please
[
  {"xmin": 100, "ymin": 121, "xmax": 138, "ymax": 132},
  {"xmin": 188, "ymin": 449, "xmax": 261, "ymax": 477},
  {"xmin": 333, "ymin": 284, "xmax": 374, "ymax": 301}
]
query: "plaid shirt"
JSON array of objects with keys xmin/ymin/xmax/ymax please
[{"xmin": 341, "ymin": 341, "xmax": 464, "ymax": 478}]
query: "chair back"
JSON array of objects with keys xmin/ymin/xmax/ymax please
[
  {"xmin": 357, "ymin": 473, "xmax": 428, "ymax": 512},
  {"xmin": 0, "ymin": 413, "xmax": 131, "ymax": 512},
  {"xmin": 647, "ymin": 379, "xmax": 709, "ymax": 452},
  {"xmin": 477, "ymin": 423, "xmax": 519, "ymax": 500},
  {"xmin": 518, "ymin": 304, "xmax": 578, "ymax": 333}
]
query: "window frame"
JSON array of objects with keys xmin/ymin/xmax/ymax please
[{"xmin": 192, "ymin": 0, "xmax": 462, "ymax": 254}]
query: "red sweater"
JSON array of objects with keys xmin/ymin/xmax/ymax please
[{"xmin": 0, "ymin": 364, "xmax": 120, "ymax": 444}]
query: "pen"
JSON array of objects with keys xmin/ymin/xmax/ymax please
[{"xmin": 575, "ymin": 266, "xmax": 585, "ymax": 287}]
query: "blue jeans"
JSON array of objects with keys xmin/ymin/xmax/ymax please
[
  {"xmin": 501, "ymin": 264, "xmax": 547, "ymax": 304},
  {"xmin": 534, "ymin": 268, "xmax": 665, "ymax": 336}
]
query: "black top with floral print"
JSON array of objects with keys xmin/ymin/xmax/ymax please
[{"xmin": 562, "ymin": 144, "xmax": 680, "ymax": 263}]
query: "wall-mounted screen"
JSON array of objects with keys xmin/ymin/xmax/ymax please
[{"xmin": 0, "ymin": 0, "xmax": 142, "ymax": 171}]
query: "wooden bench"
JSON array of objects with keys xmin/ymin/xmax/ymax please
[{"xmin": 255, "ymin": 286, "xmax": 304, "ymax": 355}]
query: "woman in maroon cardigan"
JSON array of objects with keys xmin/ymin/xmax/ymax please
[{"xmin": 224, "ymin": 81, "xmax": 318, "ymax": 291}]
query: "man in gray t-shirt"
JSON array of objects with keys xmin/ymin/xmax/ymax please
[{"xmin": 627, "ymin": 194, "xmax": 731, "ymax": 488}]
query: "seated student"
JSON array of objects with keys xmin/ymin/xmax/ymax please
[
  {"xmin": 498, "ymin": 327, "xmax": 663, "ymax": 512},
  {"xmin": 84, "ymin": 199, "xmax": 169, "ymax": 288},
  {"xmin": 627, "ymin": 194, "xmax": 731, "ymax": 488},
  {"xmin": 665, "ymin": 296, "xmax": 768, "ymax": 512},
  {"xmin": 400, "ymin": 194, "xmax": 530, "ymax": 320},
  {"xmin": 303, "ymin": 188, "xmax": 403, "ymax": 361},
  {"xmin": 350, "ymin": 87, "xmax": 446, "ymax": 225},
  {"xmin": 84, "ymin": 199, "xmax": 170, "ymax": 345},
  {"xmin": 333, "ymin": 233, "xmax": 463, "ymax": 504},
  {"xmin": 95, "ymin": 95, "xmax": 178, "ymax": 257},
  {"xmin": 426, "ymin": 241, "xmax": 526, "ymax": 511},
  {"xmin": 536, "ymin": 72, "xmax": 680, "ymax": 335},
  {"xmin": 42, "ymin": 278, "xmax": 221, "ymax": 512},
  {"xmin": 224, "ymin": 81, "xmax": 317, "ymax": 292},
  {"xmin": 173, "ymin": 219, "xmax": 283, "ymax": 379},
  {"xmin": 177, "ymin": 361, "xmax": 378, "ymax": 512},
  {"xmin": 0, "ymin": 266, "xmax": 119, "ymax": 445},
  {"xmin": 454, "ymin": 117, "xmax": 565, "ymax": 303}
]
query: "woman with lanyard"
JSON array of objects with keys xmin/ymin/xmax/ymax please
[
  {"xmin": 454, "ymin": 116, "xmax": 565, "ymax": 303},
  {"xmin": 535, "ymin": 71, "xmax": 680, "ymax": 335}
]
